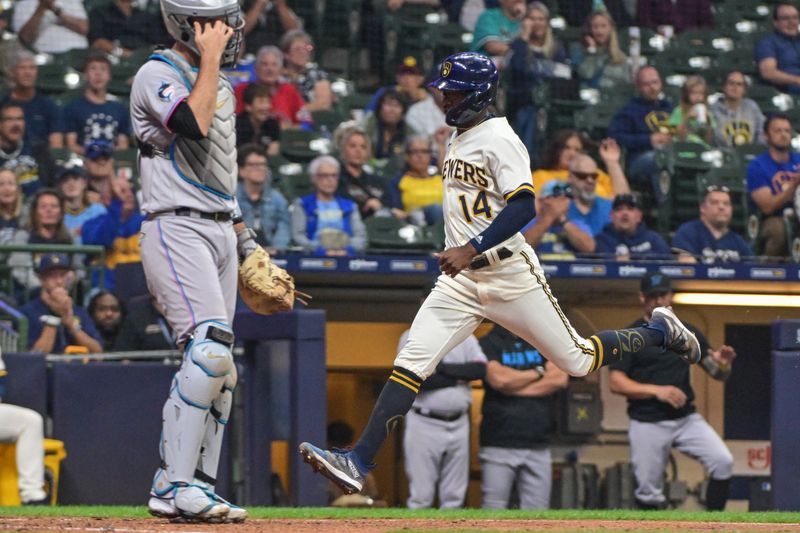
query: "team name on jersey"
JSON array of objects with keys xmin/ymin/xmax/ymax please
[{"xmin": 442, "ymin": 158, "xmax": 490, "ymax": 188}]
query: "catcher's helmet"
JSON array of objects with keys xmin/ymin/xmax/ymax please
[
  {"xmin": 160, "ymin": 0, "xmax": 244, "ymax": 68},
  {"xmin": 429, "ymin": 52, "xmax": 498, "ymax": 128}
]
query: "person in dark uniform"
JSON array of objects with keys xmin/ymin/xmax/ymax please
[
  {"xmin": 609, "ymin": 272, "xmax": 735, "ymax": 510},
  {"xmin": 478, "ymin": 325, "xmax": 568, "ymax": 509}
]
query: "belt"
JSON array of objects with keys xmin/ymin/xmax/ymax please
[
  {"xmin": 412, "ymin": 407, "xmax": 466, "ymax": 422},
  {"xmin": 470, "ymin": 246, "xmax": 513, "ymax": 270},
  {"xmin": 148, "ymin": 208, "xmax": 233, "ymax": 222}
]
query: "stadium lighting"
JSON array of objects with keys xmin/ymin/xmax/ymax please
[{"xmin": 672, "ymin": 292, "xmax": 800, "ymax": 307}]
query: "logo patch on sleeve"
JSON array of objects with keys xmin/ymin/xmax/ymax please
[{"xmin": 157, "ymin": 82, "xmax": 175, "ymax": 102}]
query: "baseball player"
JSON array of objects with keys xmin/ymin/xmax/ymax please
[
  {"xmin": 299, "ymin": 52, "xmax": 701, "ymax": 495},
  {"xmin": 131, "ymin": 0, "xmax": 251, "ymax": 523},
  {"xmin": 609, "ymin": 272, "xmax": 735, "ymax": 510},
  {"xmin": 401, "ymin": 283, "xmax": 487, "ymax": 509}
]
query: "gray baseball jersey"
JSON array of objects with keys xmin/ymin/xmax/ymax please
[
  {"xmin": 400, "ymin": 330, "xmax": 486, "ymax": 509},
  {"xmin": 130, "ymin": 54, "xmax": 237, "ymax": 215}
]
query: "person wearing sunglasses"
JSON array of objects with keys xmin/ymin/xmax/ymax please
[
  {"xmin": 756, "ymin": 3, "xmax": 800, "ymax": 95},
  {"xmin": 595, "ymin": 193, "xmax": 671, "ymax": 260},
  {"xmin": 672, "ymin": 186, "xmax": 753, "ymax": 263},
  {"xmin": 709, "ymin": 71, "xmax": 766, "ymax": 148},
  {"xmin": 563, "ymin": 153, "xmax": 613, "ymax": 236}
]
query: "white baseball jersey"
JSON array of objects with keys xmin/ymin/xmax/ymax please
[
  {"xmin": 130, "ymin": 60, "xmax": 237, "ymax": 215},
  {"xmin": 441, "ymin": 117, "xmax": 534, "ymax": 252}
]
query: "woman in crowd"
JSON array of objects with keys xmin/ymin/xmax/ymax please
[
  {"xmin": 386, "ymin": 136, "xmax": 443, "ymax": 226},
  {"xmin": 532, "ymin": 129, "xmax": 629, "ymax": 200},
  {"xmin": 363, "ymin": 89, "xmax": 410, "ymax": 164},
  {"xmin": 572, "ymin": 11, "xmax": 632, "ymax": 90},
  {"xmin": 335, "ymin": 125, "xmax": 388, "ymax": 219},
  {"xmin": 281, "ymin": 30, "xmax": 333, "ymax": 112},
  {"xmin": 57, "ymin": 165, "xmax": 107, "ymax": 245},
  {"xmin": 0, "ymin": 168, "xmax": 23, "ymax": 233},
  {"xmin": 506, "ymin": 2, "xmax": 569, "ymax": 164}
]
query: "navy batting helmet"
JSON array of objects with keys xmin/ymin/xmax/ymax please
[{"xmin": 429, "ymin": 52, "xmax": 498, "ymax": 128}]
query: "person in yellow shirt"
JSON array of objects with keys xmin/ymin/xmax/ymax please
[
  {"xmin": 387, "ymin": 136, "xmax": 444, "ymax": 225},
  {"xmin": 532, "ymin": 129, "xmax": 629, "ymax": 200}
]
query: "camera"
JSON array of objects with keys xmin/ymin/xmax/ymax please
[{"xmin": 545, "ymin": 183, "xmax": 574, "ymax": 199}]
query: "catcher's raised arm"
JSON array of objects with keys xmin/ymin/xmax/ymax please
[{"xmin": 234, "ymin": 220, "xmax": 309, "ymax": 315}]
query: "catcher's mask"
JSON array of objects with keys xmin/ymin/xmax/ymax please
[{"xmin": 161, "ymin": 0, "xmax": 244, "ymax": 68}]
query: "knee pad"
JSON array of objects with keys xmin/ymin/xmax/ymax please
[{"xmin": 186, "ymin": 321, "xmax": 235, "ymax": 378}]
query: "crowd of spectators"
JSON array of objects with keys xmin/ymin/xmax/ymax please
[{"xmin": 0, "ymin": 0, "xmax": 799, "ymax": 355}]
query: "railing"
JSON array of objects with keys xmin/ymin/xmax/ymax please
[{"xmin": 0, "ymin": 298, "xmax": 27, "ymax": 351}]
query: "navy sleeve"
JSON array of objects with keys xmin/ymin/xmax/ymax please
[
  {"xmin": 469, "ymin": 191, "xmax": 535, "ymax": 253},
  {"xmin": 671, "ymin": 223, "xmax": 698, "ymax": 255}
]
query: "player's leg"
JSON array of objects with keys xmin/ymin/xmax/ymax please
[
  {"xmin": 673, "ymin": 414, "xmax": 733, "ymax": 510},
  {"xmin": 0, "ymin": 404, "xmax": 47, "ymax": 504},
  {"xmin": 403, "ymin": 411, "xmax": 440, "ymax": 508},
  {"xmin": 300, "ymin": 276, "xmax": 483, "ymax": 494},
  {"xmin": 516, "ymin": 448, "xmax": 552, "ymax": 510},
  {"xmin": 437, "ymin": 417, "xmax": 470, "ymax": 509},
  {"xmin": 486, "ymin": 255, "xmax": 700, "ymax": 376},
  {"xmin": 479, "ymin": 447, "xmax": 518, "ymax": 509},
  {"xmin": 629, "ymin": 419, "xmax": 674, "ymax": 508},
  {"xmin": 141, "ymin": 218, "xmax": 233, "ymax": 521}
]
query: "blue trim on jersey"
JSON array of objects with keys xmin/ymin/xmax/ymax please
[
  {"xmin": 149, "ymin": 53, "xmax": 193, "ymax": 90},
  {"xmin": 169, "ymin": 143, "xmax": 234, "ymax": 200},
  {"xmin": 157, "ymin": 218, "xmax": 197, "ymax": 327},
  {"xmin": 175, "ymin": 382, "xmax": 212, "ymax": 410}
]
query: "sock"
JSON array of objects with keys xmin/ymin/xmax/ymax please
[
  {"xmin": 588, "ymin": 326, "xmax": 666, "ymax": 370},
  {"xmin": 351, "ymin": 366, "xmax": 422, "ymax": 469},
  {"xmin": 705, "ymin": 478, "xmax": 730, "ymax": 511}
]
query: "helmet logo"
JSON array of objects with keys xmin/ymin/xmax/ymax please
[{"xmin": 442, "ymin": 61, "xmax": 452, "ymax": 77}]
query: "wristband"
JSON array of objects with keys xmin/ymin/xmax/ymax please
[{"xmin": 40, "ymin": 315, "xmax": 62, "ymax": 327}]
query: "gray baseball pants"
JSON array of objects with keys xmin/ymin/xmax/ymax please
[
  {"xmin": 629, "ymin": 414, "xmax": 734, "ymax": 506},
  {"xmin": 479, "ymin": 446, "xmax": 552, "ymax": 509}
]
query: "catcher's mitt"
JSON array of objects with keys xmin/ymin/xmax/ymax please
[{"xmin": 238, "ymin": 246, "xmax": 310, "ymax": 315}]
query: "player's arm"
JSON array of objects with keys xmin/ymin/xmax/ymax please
[
  {"xmin": 437, "ymin": 362, "xmax": 486, "ymax": 381},
  {"xmin": 30, "ymin": 322, "xmax": 58, "ymax": 354},
  {"xmin": 609, "ymin": 369, "xmax": 686, "ymax": 408},
  {"xmin": 439, "ymin": 191, "xmax": 535, "ymax": 277},
  {"xmin": 185, "ymin": 21, "xmax": 233, "ymax": 137},
  {"xmin": 512, "ymin": 363, "xmax": 569, "ymax": 397},
  {"xmin": 484, "ymin": 360, "xmax": 542, "ymax": 394}
]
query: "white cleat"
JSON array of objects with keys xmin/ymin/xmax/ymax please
[
  {"xmin": 171, "ymin": 485, "xmax": 229, "ymax": 523},
  {"xmin": 651, "ymin": 306, "xmax": 701, "ymax": 364}
]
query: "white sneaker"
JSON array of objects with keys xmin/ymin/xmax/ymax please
[
  {"xmin": 651, "ymin": 306, "xmax": 701, "ymax": 364},
  {"xmin": 173, "ymin": 485, "xmax": 229, "ymax": 523}
]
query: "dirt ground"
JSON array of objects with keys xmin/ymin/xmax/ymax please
[{"xmin": 2, "ymin": 517, "xmax": 800, "ymax": 533}]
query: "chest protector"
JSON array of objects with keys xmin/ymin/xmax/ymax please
[{"xmin": 151, "ymin": 49, "xmax": 237, "ymax": 199}]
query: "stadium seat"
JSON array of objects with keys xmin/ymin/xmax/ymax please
[
  {"xmin": 365, "ymin": 216, "xmax": 436, "ymax": 253},
  {"xmin": 280, "ymin": 130, "xmax": 332, "ymax": 163},
  {"xmin": 277, "ymin": 169, "xmax": 313, "ymax": 202}
]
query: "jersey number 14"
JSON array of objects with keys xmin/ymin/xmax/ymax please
[{"xmin": 458, "ymin": 191, "xmax": 493, "ymax": 223}]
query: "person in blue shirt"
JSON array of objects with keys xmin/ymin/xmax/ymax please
[
  {"xmin": 291, "ymin": 155, "xmax": 366, "ymax": 256},
  {"xmin": 523, "ymin": 180, "xmax": 595, "ymax": 260},
  {"xmin": 471, "ymin": 0, "xmax": 525, "ymax": 56},
  {"xmin": 566, "ymin": 153, "xmax": 613, "ymax": 236},
  {"xmin": 673, "ymin": 187, "xmax": 753, "ymax": 263},
  {"xmin": 595, "ymin": 194, "xmax": 672, "ymax": 260},
  {"xmin": 746, "ymin": 113, "xmax": 800, "ymax": 257},
  {"xmin": 0, "ymin": 50, "xmax": 63, "ymax": 150},
  {"xmin": 21, "ymin": 253, "xmax": 103, "ymax": 354},
  {"xmin": 756, "ymin": 3, "xmax": 800, "ymax": 95},
  {"xmin": 235, "ymin": 144, "xmax": 290, "ymax": 251},
  {"xmin": 63, "ymin": 51, "xmax": 131, "ymax": 154},
  {"xmin": 609, "ymin": 66, "xmax": 674, "ymax": 203}
]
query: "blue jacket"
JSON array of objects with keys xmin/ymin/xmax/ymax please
[
  {"xmin": 299, "ymin": 194, "xmax": 357, "ymax": 256},
  {"xmin": 608, "ymin": 96, "xmax": 674, "ymax": 162},
  {"xmin": 595, "ymin": 222, "xmax": 672, "ymax": 259},
  {"xmin": 236, "ymin": 184, "xmax": 291, "ymax": 249}
]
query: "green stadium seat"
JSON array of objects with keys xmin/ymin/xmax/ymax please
[
  {"xmin": 280, "ymin": 130, "xmax": 331, "ymax": 163},
  {"xmin": 364, "ymin": 216, "xmax": 436, "ymax": 253}
]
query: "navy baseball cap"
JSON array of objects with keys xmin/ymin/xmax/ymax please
[
  {"xmin": 84, "ymin": 138, "xmax": 114, "ymax": 160},
  {"xmin": 36, "ymin": 253, "xmax": 72, "ymax": 275},
  {"xmin": 612, "ymin": 193, "xmax": 640, "ymax": 210},
  {"xmin": 640, "ymin": 272, "xmax": 672, "ymax": 295},
  {"xmin": 56, "ymin": 163, "xmax": 86, "ymax": 182}
]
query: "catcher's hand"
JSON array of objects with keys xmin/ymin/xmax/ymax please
[{"xmin": 238, "ymin": 245, "xmax": 310, "ymax": 315}]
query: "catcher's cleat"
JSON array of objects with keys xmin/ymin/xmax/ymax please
[
  {"xmin": 149, "ymin": 483, "xmax": 246, "ymax": 523},
  {"xmin": 651, "ymin": 306, "xmax": 701, "ymax": 364},
  {"xmin": 299, "ymin": 442, "xmax": 365, "ymax": 495},
  {"xmin": 165, "ymin": 485, "xmax": 229, "ymax": 523}
]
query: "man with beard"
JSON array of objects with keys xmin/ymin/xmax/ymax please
[
  {"xmin": 0, "ymin": 103, "xmax": 41, "ymax": 196},
  {"xmin": 746, "ymin": 113, "xmax": 800, "ymax": 257},
  {"xmin": 595, "ymin": 194, "xmax": 671, "ymax": 260},
  {"xmin": 562, "ymin": 153, "xmax": 612, "ymax": 236},
  {"xmin": 673, "ymin": 187, "xmax": 753, "ymax": 263}
]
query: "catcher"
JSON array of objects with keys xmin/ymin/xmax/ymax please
[{"xmin": 132, "ymin": 0, "xmax": 302, "ymax": 523}]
